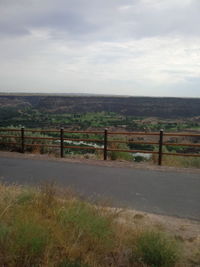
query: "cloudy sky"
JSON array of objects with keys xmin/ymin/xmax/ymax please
[{"xmin": 0, "ymin": 0, "xmax": 200, "ymax": 97}]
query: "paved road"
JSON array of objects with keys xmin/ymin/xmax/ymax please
[{"xmin": 0, "ymin": 157, "xmax": 199, "ymax": 220}]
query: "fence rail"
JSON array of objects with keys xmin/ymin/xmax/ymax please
[{"xmin": 0, "ymin": 128, "xmax": 199, "ymax": 166}]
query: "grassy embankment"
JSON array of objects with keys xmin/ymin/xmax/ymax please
[{"xmin": 1, "ymin": 183, "xmax": 200, "ymax": 266}]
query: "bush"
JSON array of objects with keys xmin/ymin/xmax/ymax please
[
  {"xmin": 133, "ymin": 231, "xmax": 179, "ymax": 267},
  {"xmin": 134, "ymin": 155, "xmax": 144, "ymax": 162},
  {"xmin": 16, "ymin": 190, "xmax": 35, "ymax": 205},
  {"xmin": 0, "ymin": 127, "xmax": 55, "ymax": 154},
  {"xmin": 12, "ymin": 220, "xmax": 50, "ymax": 265},
  {"xmin": 110, "ymin": 151, "xmax": 132, "ymax": 161},
  {"xmin": 0, "ymin": 223, "xmax": 10, "ymax": 249},
  {"xmin": 109, "ymin": 135, "xmax": 133, "ymax": 161},
  {"xmin": 58, "ymin": 201, "xmax": 114, "ymax": 251}
]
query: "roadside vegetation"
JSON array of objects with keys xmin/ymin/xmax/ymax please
[
  {"xmin": 162, "ymin": 155, "xmax": 200, "ymax": 169},
  {"xmin": 2, "ymin": 182, "xmax": 199, "ymax": 266},
  {"xmin": 0, "ymin": 127, "xmax": 55, "ymax": 154}
]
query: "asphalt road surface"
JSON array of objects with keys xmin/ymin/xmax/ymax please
[{"xmin": 0, "ymin": 156, "xmax": 199, "ymax": 220}]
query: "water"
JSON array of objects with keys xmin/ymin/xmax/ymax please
[
  {"xmin": 56, "ymin": 140, "xmax": 103, "ymax": 148},
  {"xmin": 132, "ymin": 152, "xmax": 152, "ymax": 159}
]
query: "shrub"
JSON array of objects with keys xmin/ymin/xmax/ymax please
[
  {"xmin": 16, "ymin": 190, "xmax": 35, "ymax": 205},
  {"xmin": 0, "ymin": 127, "xmax": 55, "ymax": 154},
  {"xmin": 58, "ymin": 201, "xmax": 114, "ymax": 250},
  {"xmin": 0, "ymin": 223, "xmax": 10, "ymax": 251},
  {"xmin": 134, "ymin": 155, "xmax": 144, "ymax": 162},
  {"xmin": 110, "ymin": 151, "xmax": 132, "ymax": 161},
  {"xmin": 133, "ymin": 231, "xmax": 179, "ymax": 267},
  {"xmin": 108, "ymin": 135, "xmax": 133, "ymax": 161},
  {"xmin": 11, "ymin": 219, "xmax": 50, "ymax": 265}
]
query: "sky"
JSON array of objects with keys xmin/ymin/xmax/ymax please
[{"xmin": 0, "ymin": 0, "xmax": 200, "ymax": 97}]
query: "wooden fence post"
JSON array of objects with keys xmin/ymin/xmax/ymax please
[
  {"xmin": 21, "ymin": 127, "xmax": 25, "ymax": 153},
  {"xmin": 104, "ymin": 129, "xmax": 108, "ymax": 160},
  {"xmin": 158, "ymin": 129, "xmax": 164, "ymax": 166},
  {"xmin": 60, "ymin": 127, "xmax": 64, "ymax": 158}
]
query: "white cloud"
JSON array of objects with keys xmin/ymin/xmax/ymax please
[{"xmin": 0, "ymin": 0, "xmax": 200, "ymax": 97}]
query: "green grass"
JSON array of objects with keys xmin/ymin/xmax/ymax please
[
  {"xmin": 58, "ymin": 201, "xmax": 113, "ymax": 241},
  {"xmin": 11, "ymin": 219, "xmax": 50, "ymax": 265},
  {"xmin": 0, "ymin": 183, "xmax": 182, "ymax": 266},
  {"xmin": 132, "ymin": 231, "xmax": 179, "ymax": 267},
  {"xmin": 162, "ymin": 155, "xmax": 200, "ymax": 169}
]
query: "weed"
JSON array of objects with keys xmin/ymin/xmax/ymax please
[
  {"xmin": 110, "ymin": 151, "xmax": 132, "ymax": 161},
  {"xmin": 0, "ymin": 223, "xmax": 11, "ymax": 264},
  {"xmin": 132, "ymin": 230, "xmax": 179, "ymax": 267},
  {"xmin": 38, "ymin": 181, "xmax": 57, "ymax": 211},
  {"xmin": 109, "ymin": 135, "xmax": 133, "ymax": 161},
  {"xmin": 163, "ymin": 155, "xmax": 200, "ymax": 169},
  {"xmin": 0, "ymin": 222, "xmax": 10, "ymax": 248},
  {"xmin": 0, "ymin": 183, "xmax": 184, "ymax": 266},
  {"xmin": 58, "ymin": 201, "xmax": 114, "ymax": 249},
  {"xmin": 12, "ymin": 219, "xmax": 50, "ymax": 265},
  {"xmin": 16, "ymin": 190, "xmax": 35, "ymax": 205}
]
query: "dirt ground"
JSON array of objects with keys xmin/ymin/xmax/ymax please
[{"xmin": 116, "ymin": 208, "xmax": 200, "ymax": 266}]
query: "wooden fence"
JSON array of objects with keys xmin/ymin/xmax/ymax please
[{"xmin": 0, "ymin": 128, "xmax": 199, "ymax": 166}]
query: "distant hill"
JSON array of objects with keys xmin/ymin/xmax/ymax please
[{"xmin": 0, "ymin": 94, "xmax": 200, "ymax": 118}]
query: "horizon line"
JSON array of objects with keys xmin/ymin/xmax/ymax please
[{"xmin": 0, "ymin": 92, "xmax": 199, "ymax": 99}]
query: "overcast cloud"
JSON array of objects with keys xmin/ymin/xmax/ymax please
[{"xmin": 0, "ymin": 0, "xmax": 200, "ymax": 97}]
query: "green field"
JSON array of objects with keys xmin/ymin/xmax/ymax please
[{"xmin": 1, "ymin": 106, "xmax": 200, "ymax": 132}]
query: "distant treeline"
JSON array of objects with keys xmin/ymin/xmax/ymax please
[{"xmin": 0, "ymin": 95, "xmax": 200, "ymax": 118}]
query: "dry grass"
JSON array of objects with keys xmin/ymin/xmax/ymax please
[
  {"xmin": 162, "ymin": 155, "xmax": 200, "ymax": 169},
  {"xmin": 0, "ymin": 183, "xmax": 199, "ymax": 266},
  {"xmin": 151, "ymin": 154, "xmax": 200, "ymax": 169}
]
